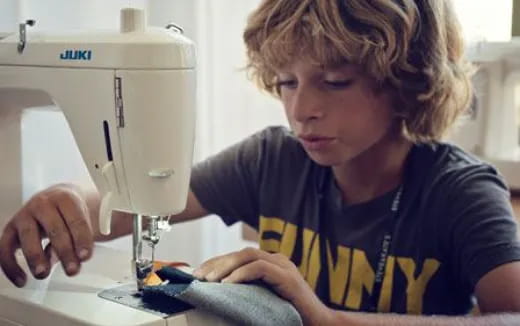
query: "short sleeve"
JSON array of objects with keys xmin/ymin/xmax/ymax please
[
  {"xmin": 444, "ymin": 164, "xmax": 520, "ymax": 291},
  {"xmin": 189, "ymin": 129, "xmax": 271, "ymax": 228}
]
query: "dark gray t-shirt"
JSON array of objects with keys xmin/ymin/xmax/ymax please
[{"xmin": 190, "ymin": 126, "xmax": 520, "ymax": 315}]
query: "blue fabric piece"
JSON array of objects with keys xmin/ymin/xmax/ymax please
[
  {"xmin": 141, "ymin": 284, "xmax": 194, "ymax": 314},
  {"xmin": 141, "ymin": 267, "xmax": 195, "ymax": 314},
  {"xmin": 155, "ymin": 266, "xmax": 196, "ymax": 284},
  {"xmin": 142, "ymin": 266, "xmax": 303, "ymax": 326}
]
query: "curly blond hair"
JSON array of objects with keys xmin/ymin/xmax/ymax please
[{"xmin": 243, "ymin": 0, "xmax": 474, "ymax": 143}]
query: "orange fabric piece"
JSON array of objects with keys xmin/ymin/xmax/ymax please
[{"xmin": 144, "ymin": 261, "xmax": 189, "ymax": 286}]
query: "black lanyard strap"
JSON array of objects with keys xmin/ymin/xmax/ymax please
[
  {"xmin": 370, "ymin": 185, "xmax": 403, "ymax": 312},
  {"xmin": 316, "ymin": 169, "xmax": 404, "ymax": 312}
]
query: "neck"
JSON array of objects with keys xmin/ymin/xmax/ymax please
[{"xmin": 332, "ymin": 132, "xmax": 412, "ymax": 205}]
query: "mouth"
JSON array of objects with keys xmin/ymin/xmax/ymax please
[{"xmin": 298, "ymin": 135, "xmax": 336, "ymax": 151}]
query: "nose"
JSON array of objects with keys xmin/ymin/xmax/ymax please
[{"xmin": 287, "ymin": 87, "xmax": 324, "ymax": 123}]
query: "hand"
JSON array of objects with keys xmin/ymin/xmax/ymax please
[
  {"xmin": 193, "ymin": 247, "xmax": 335, "ymax": 326},
  {"xmin": 0, "ymin": 184, "xmax": 94, "ymax": 287}
]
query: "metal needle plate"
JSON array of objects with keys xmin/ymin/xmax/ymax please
[{"xmin": 98, "ymin": 283, "xmax": 193, "ymax": 317}]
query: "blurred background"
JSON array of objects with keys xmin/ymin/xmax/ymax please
[{"xmin": 0, "ymin": 0, "xmax": 517, "ymax": 266}]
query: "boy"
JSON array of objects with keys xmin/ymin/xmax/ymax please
[{"xmin": 2, "ymin": 0, "xmax": 520, "ymax": 325}]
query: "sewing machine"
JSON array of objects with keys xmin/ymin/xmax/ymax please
[{"xmin": 0, "ymin": 8, "xmax": 229, "ymax": 326}]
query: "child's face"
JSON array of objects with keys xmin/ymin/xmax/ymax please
[{"xmin": 277, "ymin": 59, "xmax": 399, "ymax": 167}]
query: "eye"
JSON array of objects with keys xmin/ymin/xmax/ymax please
[
  {"xmin": 276, "ymin": 79, "xmax": 298, "ymax": 89},
  {"xmin": 324, "ymin": 79, "xmax": 354, "ymax": 89}
]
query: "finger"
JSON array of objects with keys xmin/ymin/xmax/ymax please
[
  {"xmin": 0, "ymin": 223, "xmax": 27, "ymax": 287},
  {"xmin": 194, "ymin": 249, "xmax": 292, "ymax": 281},
  {"xmin": 15, "ymin": 217, "xmax": 50, "ymax": 279},
  {"xmin": 54, "ymin": 192, "xmax": 93, "ymax": 261},
  {"xmin": 31, "ymin": 203, "xmax": 80, "ymax": 276},
  {"xmin": 194, "ymin": 247, "xmax": 270, "ymax": 281},
  {"xmin": 44, "ymin": 242, "xmax": 59, "ymax": 267},
  {"xmin": 222, "ymin": 259, "xmax": 285, "ymax": 287},
  {"xmin": 268, "ymin": 253, "xmax": 296, "ymax": 269},
  {"xmin": 222, "ymin": 260, "xmax": 298, "ymax": 302},
  {"xmin": 192, "ymin": 254, "xmax": 226, "ymax": 279}
]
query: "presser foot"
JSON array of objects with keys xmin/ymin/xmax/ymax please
[{"xmin": 135, "ymin": 259, "xmax": 154, "ymax": 291}]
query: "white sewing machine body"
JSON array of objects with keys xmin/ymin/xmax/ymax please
[
  {"xmin": 0, "ymin": 10, "xmax": 197, "ymax": 233},
  {"xmin": 0, "ymin": 8, "xmax": 230, "ymax": 326}
]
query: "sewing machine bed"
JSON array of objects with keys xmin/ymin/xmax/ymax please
[{"xmin": 0, "ymin": 244, "xmax": 231, "ymax": 326}]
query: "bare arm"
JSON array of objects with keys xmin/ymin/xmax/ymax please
[
  {"xmin": 328, "ymin": 312, "xmax": 519, "ymax": 326},
  {"xmin": 327, "ymin": 262, "xmax": 520, "ymax": 326}
]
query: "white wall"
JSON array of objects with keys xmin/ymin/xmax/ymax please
[
  {"xmin": 19, "ymin": 0, "xmax": 146, "ymax": 30},
  {"xmin": 453, "ymin": 0, "xmax": 513, "ymax": 42},
  {"xmin": 186, "ymin": 0, "xmax": 287, "ymax": 260},
  {"xmin": 0, "ymin": 0, "xmax": 19, "ymax": 32}
]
